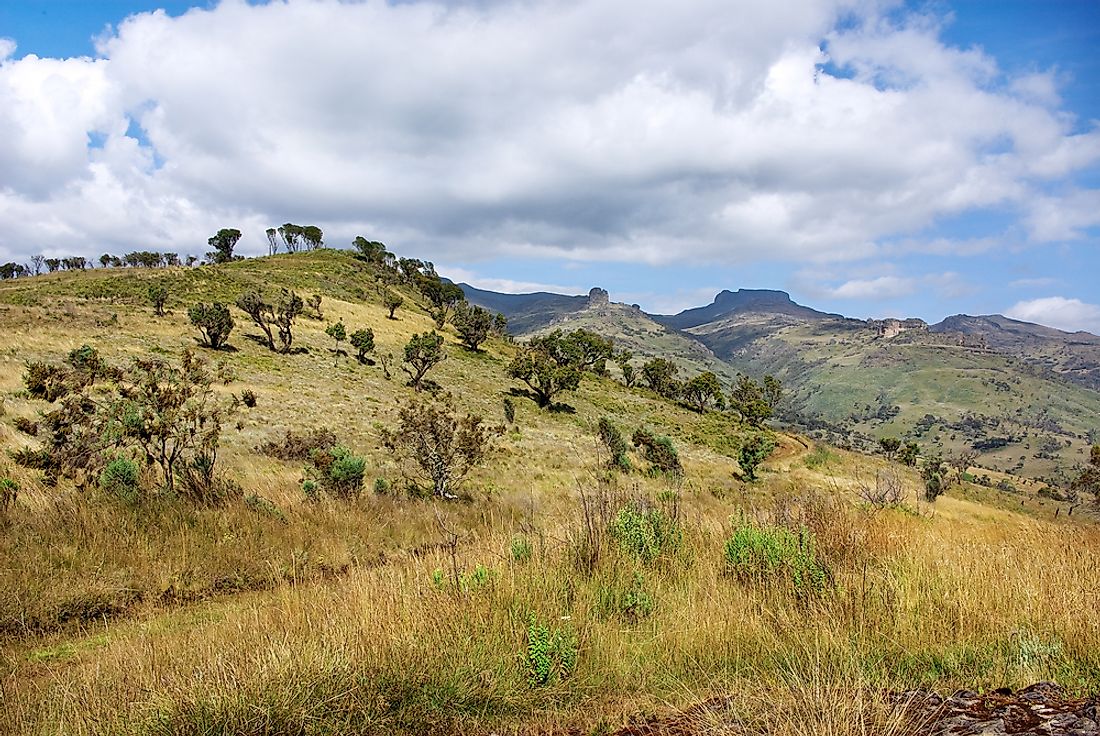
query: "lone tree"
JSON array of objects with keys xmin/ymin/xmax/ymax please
[
  {"xmin": 738, "ymin": 432, "xmax": 776, "ymax": 482},
  {"xmin": 325, "ymin": 320, "xmax": 347, "ymax": 366},
  {"xmin": 188, "ymin": 302, "xmax": 234, "ymax": 349},
  {"xmin": 641, "ymin": 358, "xmax": 680, "ymax": 398},
  {"xmin": 560, "ymin": 329, "xmax": 614, "ymax": 374},
  {"xmin": 148, "ymin": 283, "xmax": 168, "ymax": 316},
  {"xmin": 236, "ymin": 289, "xmax": 303, "ymax": 353},
  {"xmin": 453, "ymin": 302, "xmax": 493, "ymax": 351},
  {"xmin": 682, "ymin": 371, "xmax": 725, "ymax": 413},
  {"xmin": 402, "ymin": 331, "xmax": 446, "ymax": 389},
  {"xmin": 383, "ymin": 291, "xmax": 404, "ymax": 319},
  {"xmin": 350, "ymin": 328, "xmax": 375, "ymax": 364},
  {"xmin": 381, "ymin": 393, "xmax": 502, "ymax": 499},
  {"xmin": 507, "ymin": 332, "xmax": 583, "ymax": 408},
  {"xmin": 419, "ymin": 275, "xmax": 466, "ymax": 328},
  {"xmin": 206, "ymin": 228, "xmax": 242, "ymax": 264},
  {"xmin": 921, "ymin": 452, "xmax": 949, "ymax": 502},
  {"xmin": 614, "ymin": 350, "xmax": 637, "ymax": 388},
  {"xmin": 265, "ymin": 228, "xmax": 279, "ymax": 255},
  {"xmin": 729, "ymin": 375, "xmax": 779, "ymax": 427}
]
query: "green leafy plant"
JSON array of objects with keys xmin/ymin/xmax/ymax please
[
  {"xmin": 525, "ymin": 616, "xmax": 577, "ymax": 687},
  {"xmin": 350, "ymin": 328, "xmax": 375, "ymax": 364},
  {"xmin": 0, "ymin": 477, "xmax": 18, "ymax": 512},
  {"xmin": 188, "ymin": 302, "xmax": 234, "ymax": 350},
  {"xmin": 723, "ymin": 517, "xmax": 829, "ymax": 597},
  {"xmin": 597, "ymin": 417, "xmax": 631, "ymax": 471},
  {"xmin": 99, "ymin": 457, "xmax": 140, "ymax": 504},
  {"xmin": 738, "ymin": 432, "xmax": 776, "ymax": 481},
  {"xmin": 596, "ymin": 571, "xmax": 654, "ymax": 622},
  {"xmin": 631, "ymin": 428, "xmax": 682, "ymax": 476},
  {"xmin": 609, "ymin": 503, "xmax": 680, "ymax": 563},
  {"xmin": 510, "ymin": 534, "xmax": 532, "ymax": 563}
]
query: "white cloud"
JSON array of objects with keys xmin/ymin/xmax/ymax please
[
  {"xmin": 0, "ymin": 0, "xmax": 1097, "ymax": 266},
  {"xmin": 1008, "ymin": 277, "xmax": 1057, "ymax": 289},
  {"xmin": 826, "ymin": 275, "xmax": 917, "ymax": 299},
  {"xmin": 0, "ymin": 38, "xmax": 15, "ymax": 61},
  {"xmin": 437, "ymin": 265, "xmax": 583, "ymax": 295},
  {"xmin": 1005, "ymin": 296, "xmax": 1100, "ymax": 335}
]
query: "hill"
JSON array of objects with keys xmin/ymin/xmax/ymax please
[{"xmin": 0, "ymin": 250, "xmax": 1097, "ymax": 736}]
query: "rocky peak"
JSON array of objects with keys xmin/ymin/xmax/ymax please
[{"xmin": 587, "ymin": 287, "xmax": 610, "ymax": 308}]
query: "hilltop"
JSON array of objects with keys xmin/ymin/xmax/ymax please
[{"xmin": 0, "ymin": 249, "xmax": 1097, "ymax": 736}]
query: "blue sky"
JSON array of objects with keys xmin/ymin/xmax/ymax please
[{"xmin": 1, "ymin": 0, "xmax": 1098, "ymax": 331}]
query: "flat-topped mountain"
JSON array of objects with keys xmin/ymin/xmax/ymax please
[{"xmin": 656, "ymin": 288, "xmax": 838, "ymax": 330}]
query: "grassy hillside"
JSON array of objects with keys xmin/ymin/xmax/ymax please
[{"xmin": 0, "ymin": 250, "xmax": 1097, "ymax": 735}]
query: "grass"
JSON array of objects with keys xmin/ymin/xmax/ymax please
[{"xmin": 0, "ymin": 250, "xmax": 1097, "ymax": 735}]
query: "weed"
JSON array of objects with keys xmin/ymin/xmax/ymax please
[
  {"xmin": 723, "ymin": 516, "xmax": 829, "ymax": 597},
  {"xmin": 526, "ymin": 616, "xmax": 577, "ymax": 687}
]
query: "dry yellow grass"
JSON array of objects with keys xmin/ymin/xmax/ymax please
[{"xmin": 0, "ymin": 252, "xmax": 1097, "ymax": 735}]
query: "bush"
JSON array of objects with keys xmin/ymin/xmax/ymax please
[
  {"xmin": 596, "ymin": 571, "xmax": 654, "ymax": 622},
  {"xmin": 402, "ymin": 331, "xmax": 446, "ymax": 390},
  {"xmin": 609, "ymin": 503, "xmax": 680, "ymax": 563},
  {"xmin": 239, "ymin": 389, "xmax": 257, "ymax": 408},
  {"xmin": 597, "ymin": 417, "xmax": 631, "ymax": 471},
  {"xmin": 503, "ymin": 397, "xmax": 516, "ymax": 424},
  {"xmin": 257, "ymin": 428, "xmax": 338, "ymax": 460},
  {"xmin": 383, "ymin": 290, "xmax": 403, "ymax": 319},
  {"xmin": 0, "ymin": 477, "xmax": 18, "ymax": 511},
  {"xmin": 13, "ymin": 416, "xmax": 38, "ymax": 436},
  {"xmin": 738, "ymin": 432, "xmax": 776, "ymax": 481},
  {"xmin": 100, "ymin": 458, "xmax": 141, "ymax": 503},
  {"xmin": 148, "ymin": 283, "xmax": 168, "ymax": 316},
  {"xmin": 236, "ymin": 289, "xmax": 303, "ymax": 353},
  {"xmin": 306, "ymin": 446, "xmax": 367, "ymax": 500},
  {"xmin": 350, "ymin": 328, "xmax": 375, "ymax": 364},
  {"xmin": 510, "ymin": 535, "xmax": 532, "ymax": 563},
  {"xmin": 453, "ymin": 302, "xmax": 493, "ymax": 350},
  {"xmin": 244, "ymin": 494, "xmax": 286, "ymax": 523},
  {"xmin": 724, "ymin": 517, "xmax": 829, "ymax": 597},
  {"xmin": 526, "ymin": 616, "xmax": 577, "ymax": 687},
  {"xmin": 188, "ymin": 302, "xmax": 234, "ymax": 350},
  {"xmin": 631, "ymin": 428, "xmax": 682, "ymax": 476},
  {"xmin": 23, "ymin": 361, "xmax": 73, "ymax": 402}
]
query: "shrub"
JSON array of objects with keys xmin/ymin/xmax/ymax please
[
  {"xmin": 381, "ymin": 393, "xmax": 502, "ymax": 498},
  {"xmin": 510, "ymin": 535, "xmax": 532, "ymax": 563},
  {"xmin": 236, "ymin": 289, "xmax": 303, "ymax": 353},
  {"xmin": 244, "ymin": 494, "xmax": 286, "ymax": 523},
  {"xmin": 100, "ymin": 458, "xmax": 140, "ymax": 503},
  {"xmin": 383, "ymin": 290, "xmax": 404, "ymax": 319},
  {"xmin": 373, "ymin": 477, "xmax": 390, "ymax": 494},
  {"xmin": 402, "ymin": 331, "xmax": 446, "ymax": 390},
  {"xmin": 609, "ymin": 503, "xmax": 680, "ymax": 563},
  {"xmin": 240, "ymin": 389, "xmax": 257, "ymax": 408},
  {"xmin": 597, "ymin": 417, "xmax": 631, "ymax": 471},
  {"xmin": 325, "ymin": 320, "xmax": 347, "ymax": 366},
  {"xmin": 305, "ymin": 294, "xmax": 323, "ymax": 320},
  {"xmin": 350, "ymin": 328, "xmax": 375, "ymax": 364},
  {"xmin": 631, "ymin": 428, "xmax": 682, "ymax": 476},
  {"xmin": 596, "ymin": 571, "xmax": 654, "ymax": 622},
  {"xmin": 13, "ymin": 416, "xmax": 38, "ymax": 436},
  {"xmin": 307, "ymin": 445, "xmax": 367, "ymax": 500},
  {"xmin": 188, "ymin": 302, "xmax": 234, "ymax": 349},
  {"xmin": 148, "ymin": 283, "xmax": 169, "ymax": 316},
  {"xmin": 723, "ymin": 517, "xmax": 829, "ymax": 597},
  {"xmin": 503, "ymin": 397, "xmax": 516, "ymax": 424},
  {"xmin": 738, "ymin": 432, "xmax": 776, "ymax": 481},
  {"xmin": 23, "ymin": 361, "xmax": 73, "ymax": 402},
  {"xmin": 0, "ymin": 478, "xmax": 18, "ymax": 511},
  {"xmin": 857, "ymin": 469, "xmax": 906, "ymax": 509},
  {"xmin": 921, "ymin": 452, "xmax": 948, "ymax": 502},
  {"xmin": 257, "ymin": 428, "xmax": 338, "ymax": 460},
  {"xmin": 526, "ymin": 616, "xmax": 577, "ymax": 687}
]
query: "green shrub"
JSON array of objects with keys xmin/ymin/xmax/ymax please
[
  {"xmin": 597, "ymin": 417, "xmax": 631, "ymax": 471},
  {"xmin": 244, "ymin": 494, "xmax": 286, "ymax": 523},
  {"xmin": 510, "ymin": 534, "xmax": 533, "ymax": 563},
  {"xmin": 321, "ymin": 446, "xmax": 367, "ymax": 499},
  {"xmin": 609, "ymin": 503, "xmax": 680, "ymax": 563},
  {"xmin": 631, "ymin": 428, "xmax": 682, "ymax": 476},
  {"xmin": 596, "ymin": 571, "xmax": 654, "ymax": 622},
  {"xmin": 802, "ymin": 445, "xmax": 836, "ymax": 470},
  {"xmin": 738, "ymin": 432, "xmax": 776, "ymax": 481},
  {"xmin": 723, "ymin": 517, "xmax": 829, "ymax": 597},
  {"xmin": 526, "ymin": 616, "xmax": 577, "ymax": 687},
  {"xmin": 0, "ymin": 477, "xmax": 18, "ymax": 511},
  {"xmin": 188, "ymin": 302, "xmax": 234, "ymax": 350},
  {"xmin": 301, "ymin": 479, "xmax": 319, "ymax": 502},
  {"xmin": 373, "ymin": 477, "xmax": 390, "ymax": 494},
  {"xmin": 100, "ymin": 458, "xmax": 140, "ymax": 503}
]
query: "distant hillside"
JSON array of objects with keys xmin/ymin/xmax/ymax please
[
  {"xmin": 655, "ymin": 288, "xmax": 836, "ymax": 331},
  {"xmin": 458, "ymin": 282, "xmax": 588, "ymax": 334}
]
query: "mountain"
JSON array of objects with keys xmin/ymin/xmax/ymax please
[
  {"xmin": 655, "ymin": 288, "xmax": 837, "ymax": 330},
  {"xmin": 458, "ymin": 282, "xmax": 588, "ymax": 333}
]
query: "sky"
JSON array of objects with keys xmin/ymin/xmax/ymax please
[{"xmin": 1, "ymin": 0, "xmax": 1099, "ymax": 332}]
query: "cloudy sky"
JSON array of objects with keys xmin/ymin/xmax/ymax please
[{"xmin": 1, "ymin": 0, "xmax": 1098, "ymax": 332}]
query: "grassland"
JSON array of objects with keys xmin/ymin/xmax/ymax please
[{"xmin": 0, "ymin": 251, "xmax": 1097, "ymax": 735}]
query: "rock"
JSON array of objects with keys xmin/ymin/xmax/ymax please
[{"xmin": 587, "ymin": 287, "xmax": 609, "ymax": 308}]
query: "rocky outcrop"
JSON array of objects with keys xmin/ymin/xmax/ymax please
[
  {"xmin": 894, "ymin": 683, "xmax": 1098, "ymax": 735},
  {"xmin": 587, "ymin": 287, "xmax": 610, "ymax": 308}
]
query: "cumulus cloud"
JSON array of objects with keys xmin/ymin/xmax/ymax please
[
  {"xmin": 1005, "ymin": 296, "xmax": 1100, "ymax": 335},
  {"xmin": 0, "ymin": 0, "xmax": 1097, "ymax": 267},
  {"xmin": 436, "ymin": 265, "xmax": 583, "ymax": 295}
]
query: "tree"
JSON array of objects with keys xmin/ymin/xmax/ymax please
[
  {"xmin": 98, "ymin": 253, "xmax": 113, "ymax": 268},
  {"xmin": 353, "ymin": 236, "xmax": 389, "ymax": 264},
  {"xmin": 762, "ymin": 375, "xmax": 783, "ymax": 411},
  {"xmin": 301, "ymin": 225, "xmax": 324, "ymax": 250},
  {"xmin": 614, "ymin": 350, "xmax": 637, "ymax": 388},
  {"xmin": 453, "ymin": 302, "xmax": 492, "ymax": 351},
  {"xmin": 278, "ymin": 224, "xmax": 302, "ymax": 253},
  {"xmin": 631, "ymin": 427, "xmax": 682, "ymax": 476},
  {"xmin": 325, "ymin": 320, "xmax": 347, "ymax": 367},
  {"xmin": 384, "ymin": 290, "xmax": 404, "ymax": 319},
  {"xmin": 305, "ymin": 294, "xmax": 323, "ymax": 319},
  {"xmin": 419, "ymin": 275, "xmax": 465, "ymax": 328},
  {"xmin": 206, "ymin": 228, "xmax": 242, "ymax": 264},
  {"xmin": 0, "ymin": 263, "xmax": 25, "ymax": 279},
  {"xmin": 29, "ymin": 254, "xmax": 45, "ymax": 276},
  {"xmin": 878, "ymin": 437, "xmax": 902, "ymax": 460},
  {"xmin": 682, "ymin": 371, "xmax": 725, "ymax": 413},
  {"xmin": 188, "ymin": 302, "xmax": 234, "ymax": 349},
  {"xmin": 560, "ymin": 329, "xmax": 614, "ymax": 374},
  {"xmin": 45, "ymin": 258, "xmax": 61, "ymax": 273},
  {"xmin": 350, "ymin": 328, "xmax": 375, "ymax": 363},
  {"xmin": 729, "ymin": 375, "xmax": 772, "ymax": 427},
  {"xmin": 1071, "ymin": 445, "xmax": 1100, "ymax": 506},
  {"xmin": 381, "ymin": 393, "xmax": 502, "ymax": 498},
  {"xmin": 641, "ymin": 358, "xmax": 679, "ymax": 397},
  {"xmin": 921, "ymin": 452, "xmax": 948, "ymax": 502},
  {"xmin": 597, "ymin": 417, "xmax": 631, "ymax": 471},
  {"xmin": 738, "ymin": 432, "xmax": 776, "ymax": 482},
  {"xmin": 148, "ymin": 283, "xmax": 168, "ymax": 316},
  {"xmin": 508, "ymin": 336, "xmax": 583, "ymax": 408},
  {"xmin": 402, "ymin": 331, "xmax": 446, "ymax": 389},
  {"xmin": 947, "ymin": 449, "xmax": 977, "ymax": 485},
  {"xmin": 236, "ymin": 289, "xmax": 303, "ymax": 353},
  {"xmin": 265, "ymin": 228, "xmax": 279, "ymax": 256},
  {"xmin": 898, "ymin": 441, "xmax": 920, "ymax": 467}
]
